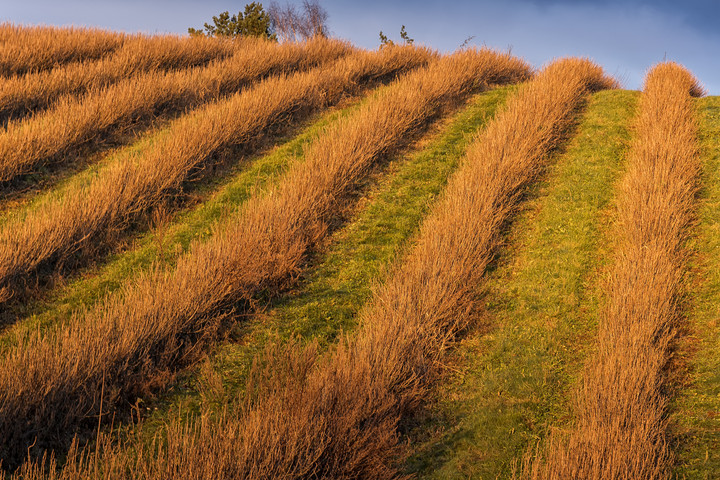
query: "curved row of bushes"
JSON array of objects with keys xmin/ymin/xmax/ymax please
[
  {"xmin": 0, "ymin": 46, "xmax": 530, "ymax": 465},
  {"xmin": 526, "ymin": 62, "xmax": 703, "ymax": 480},
  {"xmin": 0, "ymin": 33, "xmax": 241, "ymax": 123},
  {"xmin": 0, "ymin": 37, "xmax": 351, "ymax": 186},
  {"xmin": 0, "ymin": 24, "xmax": 125, "ymax": 76},
  {"xmin": 0, "ymin": 44, "xmax": 431, "ymax": 307}
]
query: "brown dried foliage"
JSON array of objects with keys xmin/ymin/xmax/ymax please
[
  {"xmin": 0, "ymin": 34, "xmax": 240, "ymax": 123},
  {"xmin": 523, "ymin": 63, "xmax": 703, "ymax": 480},
  {"xmin": 8, "ymin": 57, "xmax": 613, "ymax": 480},
  {"xmin": 0, "ymin": 37, "xmax": 351, "ymax": 186},
  {"xmin": 0, "ymin": 44, "xmax": 430, "ymax": 307},
  {"xmin": 205, "ymin": 57, "xmax": 615, "ymax": 480},
  {"xmin": 0, "ymin": 47, "xmax": 531, "ymax": 467},
  {"xmin": 0, "ymin": 24, "xmax": 125, "ymax": 76}
]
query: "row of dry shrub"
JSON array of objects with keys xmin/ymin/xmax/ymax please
[
  {"xmin": 0, "ymin": 47, "xmax": 531, "ymax": 467},
  {"xmin": 202, "ymin": 57, "xmax": 616, "ymax": 480},
  {"xmin": 0, "ymin": 33, "xmax": 240, "ymax": 123},
  {"xmin": 5, "ymin": 57, "xmax": 611, "ymax": 479},
  {"xmin": 0, "ymin": 44, "xmax": 432, "ymax": 307},
  {"xmin": 523, "ymin": 62, "xmax": 703, "ymax": 479},
  {"xmin": 0, "ymin": 37, "xmax": 352, "ymax": 186},
  {"xmin": 0, "ymin": 24, "xmax": 125, "ymax": 76}
]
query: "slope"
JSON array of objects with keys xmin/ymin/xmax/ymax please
[{"xmin": 405, "ymin": 89, "xmax": 637, "ymax": 479}]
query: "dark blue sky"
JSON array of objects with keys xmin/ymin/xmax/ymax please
[{"xmin": 2, "ymin": 0, "xmax": 718, "ymax": 93}]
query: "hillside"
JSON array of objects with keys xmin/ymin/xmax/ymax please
[{"xmin": 0, "ymin": 24, "xmax": 719, "ymax": 479}]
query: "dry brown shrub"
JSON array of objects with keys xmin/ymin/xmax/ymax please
[
  {"xmin": 0, "ymin": 43, "xmax": 431, "ymax": 307},
  {"xmin": 0, "ymin": 37, "xmax": 352, "ymax": 186},
  {"xmin": 207, "ymin": 57, "xmax": 616, "ymax": 480},
  {"xmin": 0, "ymin": 47, "xmax": 530, "ymax": 468},
  {"xmin": 0, "ymin": 33, "xmax": 240, "ymax": 123},
  {"xmin": 522, "ymin": 62, "xmax": 703, "ymax": 480},
  {"xmin": 4, "ymin": 57, "xmax": 613, "ymax": 480},
  {"xmin": 0, "ymin": 24, "xmax": 125, "ymax": 76}
]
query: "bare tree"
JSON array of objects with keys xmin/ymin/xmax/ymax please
[
  {"xmin": 269, "ymin": 0, "xmax": 328, "ymax": 41},
  {"xmin": 302, "ymin": 0, "xmax": 328, "ymax": 37},
  {"xmin": 268, "ymin": 2, "xmax": 299, "ymax": 41}
]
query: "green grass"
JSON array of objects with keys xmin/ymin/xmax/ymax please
[
  {"xmin": 673, "ymin": 96, "xmax": 720, "ymax": 479},
  {"xmin": 404, "ymin": 90, "xmax": 638, "ymax": 479},
  {"xmin": 0, "ymin": 97, "xmax": 368, "ymax": 350},
  {"xmin": 139, "ymin": 85, "xmax": 516, "ymax": 426}
]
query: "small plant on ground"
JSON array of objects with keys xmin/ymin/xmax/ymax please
[{"xmin": 380, "ymin": 25, "xmax": 414, "ymax": 47}]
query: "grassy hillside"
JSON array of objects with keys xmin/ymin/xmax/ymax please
[
  {"xmin": 405, "ymin": 89, "xmax": 637, "ymax": 479},
  {"xmin": 1, "ymin": 25, "xmax": 719, "ymax": 480}
]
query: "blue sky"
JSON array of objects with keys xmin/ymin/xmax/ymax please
[{"xmin": 2, "ymin": 0, "xmax": 717, "ymax": 93}]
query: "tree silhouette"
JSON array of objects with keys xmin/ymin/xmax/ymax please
[{"xmin": 188, "ymin": 3, "xmax": 276, "ymax": 40}]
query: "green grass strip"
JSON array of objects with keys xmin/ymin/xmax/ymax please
[
  {"xmin": 0, "ymin": 97, "xmax": 370, "ymax": 350},
  {"xmin": 404, "ymin": 90, "xmax": 638, "ymax": 479},
  {"xmin": 673, "ymin": 96, "xmax": 720, "ymax": 479},
  {"xmin": 140, "ymin": 85, "xmax": 516, "ymax": 425}
]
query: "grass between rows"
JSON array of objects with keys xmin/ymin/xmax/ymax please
[
  {"xmin": 403, "ymin": 89, "xmax": 638, "ymax": 479},
  {"xmin": 673, "ymin": 95, "xmax": 720, "ymax": 479},
  {"xmin": 136, "ymin": 85, "xmax": 516, "ymax": 432},
  {"xmin": 0, "ymin": 95, "xmax": 369, "ymax": 350}
]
